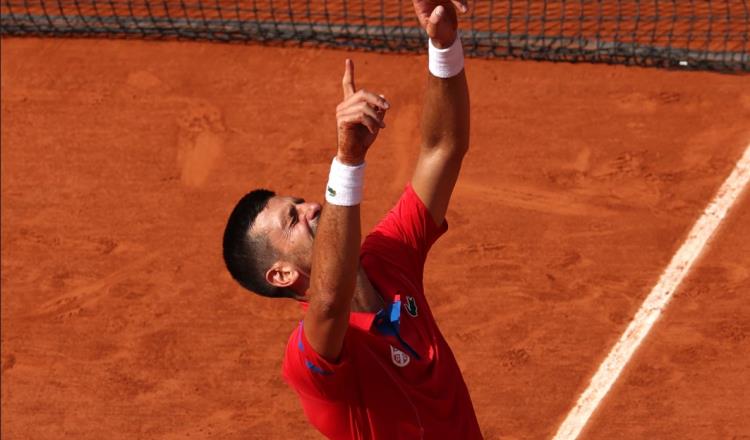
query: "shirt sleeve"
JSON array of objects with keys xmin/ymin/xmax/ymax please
[
  {"xmin": 281, "ymin": 321, "xmax": 354, "ymax": 402},
  {"xmin": 362, "ymin": 183, "xmax": 448, "ymax": 271},
  {"xmin": 281, "ymin": 323, "xmax": 362, "ymax": 438}
]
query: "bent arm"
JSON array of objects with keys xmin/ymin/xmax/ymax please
[
  {"xmin": 303, "ymin": 59, "xmax": 389, "ymax": 362},
  {"xmin": 411, "ymin": 54, "xmax": 470, "ymax": 226},
  {"xmin": 305, "ymin": 199, "xmax": 360, "ymax": 362}
]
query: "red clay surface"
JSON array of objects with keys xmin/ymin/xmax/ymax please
[
  {"xmin": 582, "ymin": 186, "xmax": 750, "ymax": 440},
  {"xmin": 2, "ymin": 37, "xmax": 749, "ymax": 439}
]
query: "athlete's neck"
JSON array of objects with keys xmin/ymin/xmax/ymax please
[
  {"xmin": 298, "ymin": 268, "xmax": 383, "ymax": 313},
  {"xmin": 350, "ymin": 267, "xmax": 384, "ymax": 313}
]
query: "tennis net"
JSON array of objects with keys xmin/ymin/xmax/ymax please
[{"xmin": 2, "ymin": 1, "xmax": 748, "ymax": 72}]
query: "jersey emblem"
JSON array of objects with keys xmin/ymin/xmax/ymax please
[
  {"xmin": 390, "ymin": 345, "xmax": 411, "ymax": 367},
  {"xmin": 404, "ymin": 295, "xmax": 418, "ymax": 317}
]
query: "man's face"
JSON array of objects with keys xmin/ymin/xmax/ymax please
[{"xmin": 251, "ymin": 196, "xmax": 322, "ymax": 273}]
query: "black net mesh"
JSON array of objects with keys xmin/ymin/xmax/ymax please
[{"xmin": 2, "ymin": 1, "xmax": 748, "ymax": 72}]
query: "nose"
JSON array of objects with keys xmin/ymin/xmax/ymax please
[{"xmin": 303, "ymin": 202, "xmax": 322, "ymax": 222}]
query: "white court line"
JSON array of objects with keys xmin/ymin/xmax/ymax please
[{"xmin": 553, "ymin": 144, "xmax": 750, "ymax": 440}]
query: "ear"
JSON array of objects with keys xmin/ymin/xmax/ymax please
[{"xmin": 265, "ymin": 261, "xmax": 300, "ymax": 288}]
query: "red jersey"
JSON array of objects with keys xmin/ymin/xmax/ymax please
[{"xmin": 282, "ymin": 184, "xmax": 482, "ymax": 439}]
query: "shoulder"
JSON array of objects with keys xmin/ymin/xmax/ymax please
[
  {"xmin": 282, "ymin": 321, "xmax": 356, "ymax": 401},
  {"xmin": 362, "ymin": 184, "xmax": 448, "ymax": 271}
]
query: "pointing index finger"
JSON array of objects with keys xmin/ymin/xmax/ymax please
[{"xmin": 342, "ymin": 59, "xmax": 356, "ymax": 98}]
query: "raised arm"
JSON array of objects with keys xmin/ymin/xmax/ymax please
[
  {"xmin": 411, "ymin": 0, "xmax": 470, "ymax": 226},
  {"xmin": 304, "ymin": 60, "xmax": 389, "ymax": 362}
]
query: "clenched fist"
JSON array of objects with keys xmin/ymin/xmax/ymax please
[
  {"xmin": 335, "ymin": 59, "xmax": 390, "ymax": 165},
  {"xmin": 412, "ymin": 0, "xmax": 468, "ymax": 48}
]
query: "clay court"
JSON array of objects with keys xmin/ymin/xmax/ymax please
[{"xmin": 2, "ymin": 2, "xmax": 750, "ymax": 438}]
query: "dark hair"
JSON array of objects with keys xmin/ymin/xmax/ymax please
[{"xmin": 222, "ymin": 189, "xmax": 296, "ymax": 299}]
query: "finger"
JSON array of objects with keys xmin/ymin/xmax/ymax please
[
  {"xmin": 342, "ymin": 59, "xmax": 356, "ymax": 98},
  {"xmin": 338, "ymin": 113, "xmax": 379, "ymax": 134},
  {"xmin": 376, "ymin": 95, "xmax": 388, "ymax": 121},
  {"xmin": 357, "ymin": 114, "xmax": 381, "ymax": 134},
  {"xmin": 451, "ymin": 0, "xmax": 468, "ymax": 13},
  {"xmin": 353, "ymin": 89, "xmax": 390, "ymax": 110},
  {"xmin": 356, "ymin": 102, "xmax": 386, "ymax": 128},
  {"xmin": 339, "ymin": 103, "xmax": 385, "ymax": 128},
  {"xmin": 427, "ymin": 5, "xmax": 445, "ymax": 36},
  {"xmin": 375, "ymin": 108, "xmax": 387, "ymax": 126},
  {"xmin": 342, "ymin": 108, "xmax": 384, "ymax": 133}
]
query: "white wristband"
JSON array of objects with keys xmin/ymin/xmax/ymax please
[
  {"xmin": 428, "ymin": 35, "xmax": 464, "ymax": 78},
  {"xmin": 325, "ymin": 157, "xmax": 365, "ymax": 206}
]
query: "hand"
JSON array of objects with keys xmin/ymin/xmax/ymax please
[
  {"xmin": 412, "ymin": 0, "xmax": 468, "ymax": 48},
  {"xmin": 335, "ymin": 59, "xmax": 390, "ymax": 165}
]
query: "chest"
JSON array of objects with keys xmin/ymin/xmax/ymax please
[
  {"xmin": 364, "ymin": 283, "xmax": 446, "ymax": 384},
  {"xmin": 359, "ymin": 250, "xmax": 453, "ymax": 382}
]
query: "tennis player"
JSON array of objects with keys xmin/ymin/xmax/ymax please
[{"xmin": 223, "ymin": 1, "xmax": 480, "ymax": 438}]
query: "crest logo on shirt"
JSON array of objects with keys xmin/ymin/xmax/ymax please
[
  {"xmin": 404, "ymin": 295, "xmax": 418, "ymax": 317},
  {"xmin": 390, "ymin": 345, "xmax": 410, "ymax": 367}
]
